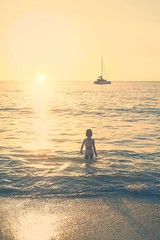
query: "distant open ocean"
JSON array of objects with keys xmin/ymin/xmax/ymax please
[{"xmin": 0, "ymin": 81, "xmax": 160, "ymax": 198}]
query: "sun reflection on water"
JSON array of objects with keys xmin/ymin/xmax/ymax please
[
  {"xmin": 31, "ymin": 80, "xmax": 52, "ymax": 110},
  {"xmin": 24, "ymin": 81, "xmax": 54, "ymax": 152}
]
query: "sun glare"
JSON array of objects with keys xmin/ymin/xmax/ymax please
[{"xmin": 39, "ymin": 75, "xmax": 45, "ymax": 82}]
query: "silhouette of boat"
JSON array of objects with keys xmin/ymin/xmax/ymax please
[{"xmin": 94, "ymin": 57, "xmax": 111, "ymax": 84}]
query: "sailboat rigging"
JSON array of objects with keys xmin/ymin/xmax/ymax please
[{"xmin": 94, "ymin": 57, "xmax": 111, "ymax": 84}]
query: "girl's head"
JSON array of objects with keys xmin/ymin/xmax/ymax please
[{"xmin": 86, "ymin": 129, "xmax": 92, "ymax": 138}]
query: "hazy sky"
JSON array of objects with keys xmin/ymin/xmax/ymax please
[{"xmin": 0, "ymin": 0, "xmax": 160, "ymax": 81}]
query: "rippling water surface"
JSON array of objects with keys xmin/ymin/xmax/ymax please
[{"xmin": 0, "ymin": 81, "xmax": 160, "ymax": 197}]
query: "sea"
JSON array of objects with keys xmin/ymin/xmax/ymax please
[{"xmin": 0, "ymin": 80, "xmax": 160, "ymax": 199}]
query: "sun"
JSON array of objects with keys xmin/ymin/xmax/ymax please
[{"xmin": 38, "ymin": 75, "xmax": 45, "ymax": 82}]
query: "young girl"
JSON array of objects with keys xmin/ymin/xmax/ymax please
[{"xmin": 80, "ymin": 129, "xmax": 97, "ymax": 159}]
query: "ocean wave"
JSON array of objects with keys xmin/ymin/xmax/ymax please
[
  {"xmin": 0, "ymin": 107, "xmax": 34, "ymax": 114},
  {"xmin": 0, "ymin": 108, "xmax": 18, "ymax": 111},
  {"xmin": 125, "ymin": 184, "xmax": 160, "ymax": 196},
  {"xmin": 0, "ymin": 171, "xmax": 159, "ymax": 198}
]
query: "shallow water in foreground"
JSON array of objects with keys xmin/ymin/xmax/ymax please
[{"xmin": 0, "ymin": 81, "xmax": 160, "ymax": 198}]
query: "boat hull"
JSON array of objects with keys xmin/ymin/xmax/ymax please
[{"xmin": 94, "ymin": 81, "xmax": 111, "ymax": 84}]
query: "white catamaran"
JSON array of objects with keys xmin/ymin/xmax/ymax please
[{"xmin": 94, "ymin": 57, "xmax": 111, "ymax": 84}]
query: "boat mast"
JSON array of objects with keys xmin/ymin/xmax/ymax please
[{"xmin": 101, "ymin": 56, "xmax": 103, "ymax": 78}]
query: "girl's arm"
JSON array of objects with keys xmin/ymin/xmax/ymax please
[
  {"xmin": 80, "ymin": 139, "xmax": 85, "ymax": 154},
  {"xmin": 93, "ymin": 139, "xmax": 97, "ymax": 156}
]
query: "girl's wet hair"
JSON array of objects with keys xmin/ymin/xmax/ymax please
[{"xmin": 86, "ymin": 129, "xmax": 92, "ymax": 137}]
